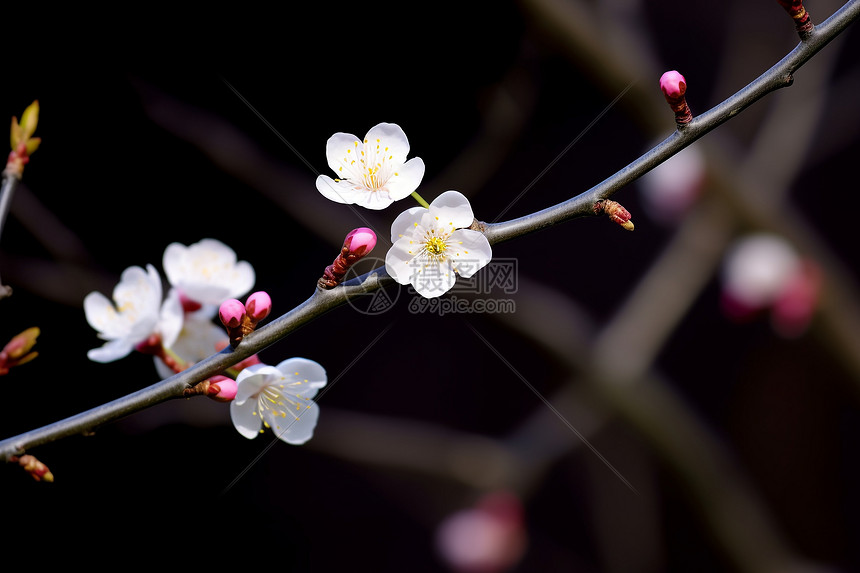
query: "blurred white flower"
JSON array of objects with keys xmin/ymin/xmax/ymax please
[
  {"xmin": 230, "ymin": 358, "xmax": 327, "ymax": 445},
  {"xmin": 162, "ymin": 238, "xmax": 255, "ymax": 309},
  {"xmin": 315, "ymin": 122, "xmax": 425, "ymax": 210},
  {"xmin": 385, "ymin": 190, "xmax": 492, "ymax": 298},
  {"xmin": 721, "ymin": 233, "xmax": 801, "ymax": 313},
  {"xmin": 84, "ymin": 265, "xmax": 183, "ymax": 363},
  {"xmin": 639, "ymin": 145, "xmax": 705, "ymax": 224}
]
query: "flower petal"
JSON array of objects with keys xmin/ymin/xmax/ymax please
[
  {"xmin": 389, "ymin": 206, "xmax": 427, "ymax": 243},
  {"xmin": 429, "ymin": 191, "xmax": 475, "ymax": 229},
  {"xmin": 353, "ymin": 189, "xmax": 396, "ymax": 211},
  {"xmin": 275, "ymin": 357, "xmax": 327, "ymax": 399},
  {"xmin": 386, "ymin": 236, "xmax": 421, "ymax": 284},
  {"xmin": 234, "ymin": 365, "xmax": 282, "ymax": 405},
  {"xmin": 364, "ymin": 122, "xmax": 410, "ymax": 165},
  {"xmin": 87, "ymin": 338, "xmax": 134, "ymax": 363},
  {"xmin": 158, "ymin": 288, "xmax": 185, "ymax": 349},
  {"xmin": 268, "ymin": 400, "xmax": 321, "ymax": 445},
  {"xmin": 316, "ymin": 175, "xmax": 367, "ymax": 205},
  {"xmin": 83, "ymin": 291, "xmax": 125, "ymax": 339},
  {"xmin": 384, "ymin": 157, "xmax": 426, "ymax": 201},
  {"xmin": 230, "ymin": 399, "xmax": 262, "ymax": 439},
  {"xmin": 411, "ymin": 256, "xmax": 457, "ymax": 299},
  {"xmin": 447, "ymin": 229, "xmax": 493, "ymax": 278},
  {"xmin": 325, "ymin": 132, "xmax": 362, "ymax": 177}
]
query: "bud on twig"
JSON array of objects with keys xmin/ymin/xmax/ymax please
[
  {"xmin": 777, "ymin": 0, "xmax": 813, "ymax": 36},
  {"xmin": 660, "ymin": 71, "xmax": 692, "ymax": 126},
  {"xmin": 5, "ymin": 100, "xmax": 41, "ymax": 179},
  {"xmin": 318, "ymin": 227, "xmax": 378, "ymax": 289},
  {"xmin": 0, "ymin": 327, "xmax": 39, "ymax": 375},
  {"xmin": 593, "ymin": 200, "xmax": 635, "ymax": 231},
  {"xmin": 11, "ymin": 454, "xmax": 53, "ymax": 482},
  {"xmin": 219, "ymin": 291, "xmax": 272, "ymax": 348}
]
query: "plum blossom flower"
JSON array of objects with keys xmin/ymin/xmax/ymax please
[
  {"xmin": 721, "ymin": 234, "xmax": 801, "ymax": 313},
  {"xmin": 162, "ymin": 238, "xmax": 255, "ymax": 310},
  {"xmin": 315, "ymin": 122, "xmax": 425, "ymax": 210},
  {"xmin": 385, "ymin": 190, "xmax": 492, "ymax": 298},
  {"xmin": 436, "ymin": 491, "xmax": 527, "ymax": 573},
  {"xmin": 84, "ymin": 264, "xmax": 183, "ymax": 363},
  {"xmin": 230, "ymin": 358, "xmax": 327, "ymax": 445},
  {"xmin": 720, "ymin": 233, "xmax": 820, "ymax": 337}
]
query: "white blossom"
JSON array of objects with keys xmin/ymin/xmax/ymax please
[
  {"xmin": 162, "ymin": 238, "xmax": 255, "ymax": 308},
  {"xmin": 316, "ymin": 122, "xmax": 425, "ymax": 210},
  {"xmin": 230, "ymin": 358, "xmax": 327, "ymax": 445},
  {"xmin": 84, "ymin": 265, "xmax": 182, "ymax": 363},
  {"xmin": 385, "ymin": 191, "xmax": 492, "ymax": 298}
]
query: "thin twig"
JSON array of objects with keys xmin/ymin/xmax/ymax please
[{"xmin": 0, "ymin": 175, "xmax": 18, "ymax": 299}]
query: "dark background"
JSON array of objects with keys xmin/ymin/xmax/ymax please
[{"xmin": 1, "ymin": 1, "xmax": 859, "ymax": 570}]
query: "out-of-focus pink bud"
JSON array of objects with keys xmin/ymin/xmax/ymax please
[
  {"xmin": 244, "ymin": 291, "xmax": 272, "ymax": 324},
  {"xmin": 771, "ymin": 259, "xmax": 821, "ymax": 338},
  {"xmin": 219, "ymin": 299, "xmax": 246, "ymax": 329},
  {"xmin": 207, "ymin": 375, "xmax": 238, "ymax": 402},
  {"xmin": 436, "ymin": 491, "xmax": 527, "ymax": 573}
]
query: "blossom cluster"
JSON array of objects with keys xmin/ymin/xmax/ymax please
[
  {"xmin": 84, "ymin": 238, "xmax": 254, "ymax": 366},
  {"xmin": 316, "ymin": 122, "xmax": 493, "ymax": 298},
  {"xmin": 84, "ymin": 239, "xmax": 328, "ymax": 446},
  {"xmin": 84, "ymin": 122, "xmax": 493, "ymax": 449}
]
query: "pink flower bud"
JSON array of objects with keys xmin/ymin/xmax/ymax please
[
  {"xmin": 660, "ymin": 71, "xmax": 686, "ymax": 99},
  {"xmin": 207, "ymin": 375, "xmax": 238, "ymax": 402},
  {"xmin": 660, "ymin": 71, "xmax": 692, "ymax": 124},
  {"xmin": 318, "ymin": 227, "xmax": 379, "ymax": 289},
  {"xmin": 436, "ymin": 491, "xmax": 526, "ymax": 573},
  {"xmin": 219, "ymin": 299, "xmax": 246, "ymax": 329},
  {"xmin": 244, "ymin": 291, "xmax": 272, "ymax": 323},
  {"xmin": 344, "ymin": 227, "xmax": 377, "ymax": 257}
]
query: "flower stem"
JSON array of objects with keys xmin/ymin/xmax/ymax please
[{"xmin": 411, "ymin": 191, "xmax": 431, "ymax": 209}]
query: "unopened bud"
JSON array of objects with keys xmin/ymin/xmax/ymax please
[
  {"xmin": 206, "ymin": 375, "xmax": 238, "ymax": 402},
  {"xmin": 219, "ymin": 299, "xmax": 245, "ymax": 329},
  {"xmin": 15, "ymin": 454, "xmax": 53, "ymax": 482},
  {"xmin": 0, "ymin": 327, "xmax": 39, "ymax": 375},
  {"xmin": 660, "ymin": 71, "xmax": 692, "ymax": 125},
  {"xmin": 18, "ymin": 100, "xmax": 39, "ymax": 142},
  {"xmin": 244, "ymin": 291, "xmax": 272, "ymax": 324},
  {"xmin": 6, "ymin": 101, "xmax": 40, "ymax": 179},
  {"xmin": 319, "ymin": 227, "xmax": 379, "ymax": 289},
  {"xmin": 594, "ymin": 200, "xmax": 635, "ymax": 231},
  {"xmin": 344, "ymin": 227, "xmax": 378, "ymax": 257}
]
